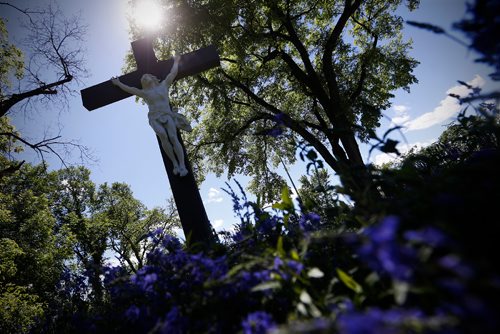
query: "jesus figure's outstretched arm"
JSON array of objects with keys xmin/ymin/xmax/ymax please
[
  {"xmin": 111, "ymin": 77, "xmax": 144, "ymax": 98},
  {"xmin": 163, "ymin": 55, "xmax": 181, "ymax": 88}
]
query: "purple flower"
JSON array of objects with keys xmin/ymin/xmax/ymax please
[
  {"xmin": 355, "ymin": 216, "xmax": 417, "ymax": 281},
  {"xmin": 273, "ymin": 257, "xmax": 304, "ymax": 280},
  {"xmin": 364, "ymin": 215, "xmax": 399, "ymax": 243},
  {"xmin": 299, "ymin": 212, "xmax": 321, "ymax": 232},
  {"xmin": 273, "ymin": 257, "xmax": 284, "ymax": 270},
  {"xmin": 438, "ymin": 255, "xmax": 474, "ymax": 279},
  {"xmin": 103, "ymin": 265, "xmax": 126, "ymax": 286},
  {"xmin": 287, "ymin": 260, "xmax": 304, "ymax": 275},
  {"xmin": 159, "ymin": 306, "xmax": 187, "ymax": 334},
  {"xmin": 161, "ymin": 235, "xmax": 182, "ymax": 251},
  {"xmin": 257, "ymin": 216, "xmax": 279, "ymax": 235},
  {"xmin": 131, "ymin": 267, "xmax": 160, "ymax": 292},
  {"xmin": 144, "ymin": 273, "xmax": 158, "ymax": 285},
  {"xmin": 337, "ymin": 308, "xmax": 424, "ymax": 334},
  {"xmin": 124, "ymin": 305, "xmax": 140, "ymax": 322},
  {"xmin": 232, "ymin": 222, "xmax": 253, "ymax": 243},
  {"xmin": 152, "ymin": 227, "xmax": 164, "ymax": 236},
  {"xmin": 242, "ymin": 311, "xmax": 276, "ymax": 334},
  {"xmin": 236, "ymin": 270, "xmax": 272, "ymax": 292},
  {"xmin": 404, "ymin": 227, "xmax": 448, "ymax": 247}
]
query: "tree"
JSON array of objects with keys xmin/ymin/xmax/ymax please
[
  {"xmin": 298, "ymin": 168, "xmax": 353, "ymax": 228},
  {"xmin": 0, "ymin": 2, "xmax": 89, "ymax": 174},
  {"xmin": 0, "ymin": 126, "xmax": 180, "ymax": 330},
  {"xmin": 50, "ymin": 166, "xmax": 180, "ymax": 305},
  {"xmin": 0, "ymin": 125, "xmax": 72, "ymax": 332},
  {"xmin": 127, "ymin": 0, "xmax": 419, "ymax": 201},
  {"xmin": 98, "ymin": 183, "xmax": 180, "ymax": 273}
]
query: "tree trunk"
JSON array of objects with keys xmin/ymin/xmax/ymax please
[{"xmin": 89, "ymin": 252, "xmax": 104, "ymax": 306}]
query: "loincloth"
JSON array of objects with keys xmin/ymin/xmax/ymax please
[{"xmin": 149, "ymin": 111, "xmax": 192, "ymax": 132}]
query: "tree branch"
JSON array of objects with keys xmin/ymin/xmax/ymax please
[
  {"xmin": 350, "ymin": 34, "xmax": 378, "ymax": 102},
  {"xmin": 0, "ymin": 131, "xmax": 91, "ymax": 167},
  {"xmin": 322, "ymin": 0, "xmax": 363, "ymax": 101},
  {"xmin": 0, "ymin": 160, "xmax": 25, "ymax": 178},
  {"xmin": 270, "ymin": 4, "xmax": 328, "ymax": 104},
  {"xmin": 0, "ymin": 74, "xmax": 73, "ymax": 117},
  {"xmin": 221, "ymin": 70, "xmax": 339, "ymax": 171},
  {"xmin": 0, "ymin": 2, "xmax": 44, "ymax": 24}
]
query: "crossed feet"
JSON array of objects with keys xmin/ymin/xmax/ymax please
[{"xmin": 173, "ymin": 165, "xmax": 189, "ymax": 177}]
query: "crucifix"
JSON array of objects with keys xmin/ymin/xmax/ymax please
[{"xmin": 81, "ymin": 37, "xmax": 219, "ymax": 248}]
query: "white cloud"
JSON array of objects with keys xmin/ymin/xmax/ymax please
[
  {"xmin": 406, "ymin": 96, "xmax": 461, "ymax": 131},
  {"xmin": 389, "ymin": 105, "xmax": 411, "ymax": 127},
  {"xmin": 206, "ymin": 187, "xmax": 223, "ymax": 203},
  {"xmin": 392, "ymin": 114, "xmax": 411, "ymax": 126},
  {"xmin": 213, "ymin": 219, "xmax": 224, "ymax": 230},
  {"xmin": 393, "ymin": 104, "xmax": 409, "ymax": 113},
  {"xmin": 373, "ymin": 152, "xmax": 398, "ymax": 166},
  {"xmin": 404, "ymin": 75, "xmax": 485, "ymax": 131},
  {"xmin": 371, "ymin": 139, "xmax": 436, "ymax": 166}
]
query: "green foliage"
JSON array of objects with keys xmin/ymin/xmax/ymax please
[
  {"xmin": 0, "ymin": 18, "xmax": 24, "ymax": 99},
  {"xmin": 0, "ymin": 285, "xmax": 44, "ymax": 334},
  {"xmin": 0, "ymin": 238, "xmax": 24, "ymax": 282},
  {"xmin": 0, "ymin": 118, "xmax": 180, "ymax": 330},
  {"xmin": 99, "ymin": 182, "xmax": 180, "ymax": 272},
  {"xmin": 392, "ymin": 102, "xmax": 499, "ymax": 173},
  {"xmin": 0, "ymin": 155, "xmax": 68, "ymax": 332}
]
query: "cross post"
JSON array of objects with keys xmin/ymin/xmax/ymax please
[{"xmin": 81, "ymin": 37, "xmax": 219, "ymax": 248}]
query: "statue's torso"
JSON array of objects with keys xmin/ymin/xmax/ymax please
[{"xmin": 141, "ymin": 84, "xmax": 174, "ymax": 121}]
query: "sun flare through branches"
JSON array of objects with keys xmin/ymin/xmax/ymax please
[{"xmin": 131, "ymin": 0, "xmax": 164, "ymax": 31}]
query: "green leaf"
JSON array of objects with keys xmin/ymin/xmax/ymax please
[
  {"xmin": 381, "ymin": 139, "xmax": 400, "ymax": 154},
  {"xmin": 297, "ymin": 302, "xmax": 308, "ymax": 315},
  {"xmin": 280, "ymin": 187, "xmax": 293, "ymax": 208},
  {"xmin": 299, "ymin": 290, "xmax": 312, "ymax": 304},
  {"xmin": 272, "ymin": 186, "xmax": 294, "ymax": 212},
  {"xmin": 306, "ymin": 149, "xmax": 318, "ymax": 161},
  {"xmin": 276, "ymin": 236, "xmax": 285, "ymax": 257},
  {"xmin": 307, "ymin": 268, "xmax": 324, "ymax": 278},
  {"xmin": 336, "ymin": 268, "xmax": 363, "ymax": 294},
  {"xmin": 251, "ymin": 281, "xmax": 281, "ymax": 292}
]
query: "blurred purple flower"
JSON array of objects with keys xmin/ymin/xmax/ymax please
[
  {"xmin": 287, "ymin": 260, "xmax": 304, "ymax": 275},
  {"xmin": 273, "ymin": 257, "xmax": 304, "ymax": 280},
  {"xmin": 273, "ymin": 257, "xmax": 284, "ymax": 270},
  {"xmin": 438, "ymin": 255, "xmax": 474, "ymax": 279},
  {"xmin": 299, "ymin": 212, "xmax": 321, "ymax": 232},
  {"xmin": 159, "ymin": 306, "xmax": 187, "ymax": 334},
  {"xmin": 404, "ymin": 227, "xmax": 448, "ymax": 247},
  {"xmin": 124, "ymin": 305, "xmax": 140, "ymax": 322},
  {"xmin": 144, "ymin": 273, "xmax": 158, "ymax": 285},
  {"xmin": 257, "ymin": 216, "xmax": 279, "ymax": 235},
  {"xmin": 162, "ymin": 235, "xmax": 182, "ymax": 251},
  {"xmin": 337, "ymin": 308, "xmax": 424, "ymax": 334},
  {"xmin": 356, "ymin": 216, "xmax": 417, "ymax": 281},
  {"xmin": 242, "ymin": 311, "xmax": 276, "ymax": 334},
  {"xmin": 364, "ymin": 215, "xmax": 399, "ymax": 243}
]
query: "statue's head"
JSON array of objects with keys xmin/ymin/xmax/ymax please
[{"xmin": 141, "ymin": 74, "xmax": 159, "ymax": 88}]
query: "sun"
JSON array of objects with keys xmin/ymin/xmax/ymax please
[{"xmin": 133, "ymin": 0, "xmax": 164, "ymax": 31}]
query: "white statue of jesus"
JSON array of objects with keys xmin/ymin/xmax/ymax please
[{"xmin": 111, "ymin": 55, "xmax": 192, "ymax": 177}]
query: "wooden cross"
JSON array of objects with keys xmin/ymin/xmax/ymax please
[{"xmin": 81, "ymin": 37, "xmax": 219, "ymax": 248}]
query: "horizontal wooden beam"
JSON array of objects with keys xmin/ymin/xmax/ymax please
[{"xmin": 81, "ymin": 45, "xmax": 220, "ymax": 111}]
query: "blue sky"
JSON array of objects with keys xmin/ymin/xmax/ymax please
[{"xmin": 5, "ymin": 0, "xmax": 495, "ymax": 237}]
